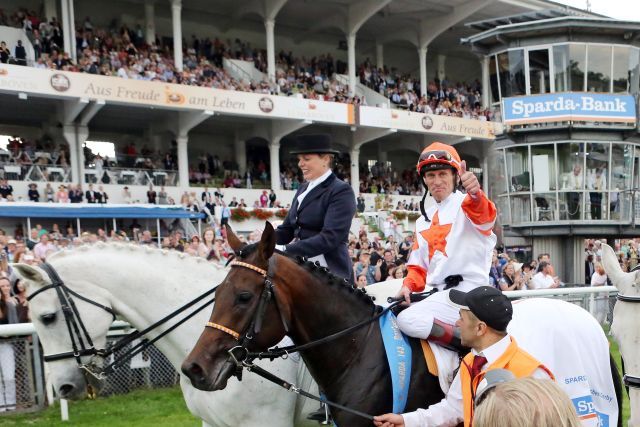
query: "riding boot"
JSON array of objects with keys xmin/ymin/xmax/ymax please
[
  {"xmin": 307, "ymin": 403, "xmax": 332, "ymax": 424},
  {"xmin": 427, "ymin": 319, "xmax": 468, "ymax": 354}
]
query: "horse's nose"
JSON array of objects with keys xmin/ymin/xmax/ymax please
[
  {"xmin": 59, "ymin": 383, "xmax": 75, "ymax": 398},
  {"xmin": 181, "ymin": 361, "xmax": 207, "ymax": 388}
]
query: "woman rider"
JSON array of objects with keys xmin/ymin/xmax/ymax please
[{"xmin": 394, "ymin": 142, "xmax": 497, "ymax": 350}]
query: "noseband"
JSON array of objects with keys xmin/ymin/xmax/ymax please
[{"xmin": 616, "ymin": 289, "xmax": 640, "ymax": 389}]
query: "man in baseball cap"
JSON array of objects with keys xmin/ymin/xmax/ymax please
[{"xmin": 374, "ymin": 286, "xmax": 554, "ymax": 427}]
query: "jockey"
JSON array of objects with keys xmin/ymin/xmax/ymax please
[{"xmin": 394, "ymin": 142, "xmax": 497, "ymax": 350}]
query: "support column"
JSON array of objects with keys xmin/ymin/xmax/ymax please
[
  {"xmin": 265, "ymin": 19, "xmax": 276, "ymax": 83},
  {"xmin": 171, "ymin": 0, "xmax": 183, "ymax": 72},
  {"xmin": 269, "ymin": 138, "xmax": 281, "ymax": 191},
  {"xmin": 437, "ymin": 54, "xmax": 446, "ymax": 82},
  {"xmin": 481, "ymin": 56, "xmax": 490, "ymax": 108},
  {"xmin": 44, "ymin": 0, "xmax": 57, "ymax": 21},
  {"xmin": 61, "ymin": 0, "xmax": 71, "ymax": 58},
  {"xmin": 347, "ymin": 34, "xmax": 357, "ymax": 97},
  {"xmin": 62, "ymin": 125, "xmax": 89, "ymax": 183},
  {"xmin": 376, "ymin": 42, "xmax": 384, "ymax": 70},
  {"xmin": 176, "ymin": 135, "xmax": 189, "ymax": 189},
  {"xmin": 145, "ymin": 0, "xmax": 156, "ymax": 46},
  {"xmin": 418, "ymin": 46, "xmax": 428, "ymax": 97},
  {"xmin": 76, "ymin": 125, "xmax": 88, "ymax": 183},
  {"xmin": 234, "ymin": 136, "xmax": 247, "ymax": 176},
  {"xmin": 350, "ymin": 147, "xmax": 360, "ymax": 196},
  {"xmin": 377, "ymin": 141, "xmax": 388, "ymax": 163}
]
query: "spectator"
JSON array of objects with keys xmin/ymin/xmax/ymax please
[
  {"xmin": 354, "ymin": 250, "xmax": 376, "ymax": 285},
  {"xmin": 27, "ymin": 183, "xmax": 39, "ymax": 202},
  {"xmin": 138, "ymin": 230, "xmax": 154, "ymax": 245},
  {"xmin": 14, "ymin": 40, "xmax": 26, "ymax": 65},
  {"xmin": 259, "ymin": 190, "xmax": 268, "ymax": 208},
  {"xmin": 33, "ymin": 232, "xmax": 56, "ymax": 260},
  {"xmin": 26, "ymin": 228, "xmax": 38, "ymax": 250},
  {"xmin": 147, "ymin": 184, "xmax": 157, "ymax": 204},
  {"xmin": 85, "ymin": 183, "xmax": 97, "ymax": 203},
  {"xmin": 122, "ymin": 186, "xmax": 132, "ymax": 203},
  {"xmin": 0, "ymin": 276, "xmax": 18, "ymax": 411},
  {"xmin": 268, "ymin": 189, "xmax": 276, "ymax": 208},
  {"xmin": 12, "ymin": 279, "xmax": 29, "ymax": 323},
  {"xmin": 530, "ymin": 261, "xmax": 560, "ymax": 289},
  {"xmin": 158, "ymin": 186, "xmax": 168, "ymax": 205},
  {"xmin": 0, "ymin": 41, "xmax": 9, "ymax": 63},
  {"xmin": 69, "ymin": 184, "xmax": 83, "ymax": 203},
  {"xmin": 498, "ymin": 262, "xmax": 523, "ymax": 291},
  {"xmin": 96, "ymin": 185, "xmax": 108, "ymax": 203},
  {"xmin": 44, "ymin": 183, "xmax": 54, "ymax": 202},
  {"xmin": 378, "ymin": 249, "xmax": 397, "ymax": 281},
  {"xmin": 0, "ymin": 180, "xmax": 13, "ymax": 200},
  {"xmin": 356, "ymin": 273, "xmax": 368, "ymax": 288},
  {"xmin": 585, "ymin": 254, "xmax": 595, "ymax": 285}
]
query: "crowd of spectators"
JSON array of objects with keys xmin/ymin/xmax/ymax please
[{"xmin": 0, "ymin": 8, "xmax": 498, "ymax": 120}]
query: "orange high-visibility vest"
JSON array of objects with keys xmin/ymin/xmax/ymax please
[{"xmin": 460, "ymin": 337, "xmax": 554, "ymax": 427}]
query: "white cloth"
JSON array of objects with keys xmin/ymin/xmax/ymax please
[
  {"xmin": 296, "ymin": 169, "xmax": 332, "ymax": 209},
  {"xmin": 530, "ymin": 272, "xmax": 555, "ymax": 289},
  {"xmin": 402, "ymin": 334, "xmax": 551, "ymax": 427},
  {"xmin": 0, "ymin": 343, "xmax": 16, "ymax": 411},
  {"xmin": 397, "ymin": 289, "xmax": 467, "ymax": 339}
]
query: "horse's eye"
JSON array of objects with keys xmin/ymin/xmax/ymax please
[
  {"xmin": 40, "ymin": 313, "xmax": 57, "ymax": 325},
  {"xmin": 235, "ymin": 292, "xmax": 253, "ymax": 305}
]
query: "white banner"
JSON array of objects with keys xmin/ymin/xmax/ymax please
[
  {"xmin": 358, "ymin": 106, "xmax": 499, "ymax": 140},
  {"xmin": 0, "ymin": 64, "xmax": 354, "ymax": 125}
]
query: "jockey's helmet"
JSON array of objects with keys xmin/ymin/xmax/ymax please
[{"xmin": 416, "ymin": 142, "xmax": 462, "ymax": 177}]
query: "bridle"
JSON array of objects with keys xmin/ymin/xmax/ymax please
[
  {"xmin": 27, "ymin": 262, "xmax": 219, "ymax": 379},
  {"xmin": 616, "ymin": 284, "xmax": 640, "ymax": 389}
]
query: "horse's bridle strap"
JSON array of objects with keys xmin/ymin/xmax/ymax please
[
  {"xmin": 230, "ymin": 260, "xmax": 267, "ymax": 277},
  {"xmin": 206, "ymin": 322, "xmax": 240, "ymax": 340},
  {"xmin": 617, "ymin": 294, "xmax": 640, "ymax": 303}
]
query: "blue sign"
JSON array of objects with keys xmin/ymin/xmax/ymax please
[{"xmin": 502, "ymin": 93, "xmax": 636, "ymax": 125}]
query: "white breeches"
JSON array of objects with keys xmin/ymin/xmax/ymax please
[
  {"xmin": 396, "ymin": 289, "xmax": 461, "ymax": 339},
  {"xmin": 0, "ymin": 342, "xmax": 16, "ymax": 411}
]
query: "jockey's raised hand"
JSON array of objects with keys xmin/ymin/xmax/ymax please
[{"xmin": 458, "ymin": 160, "xmax": 480, "ymax": 198}]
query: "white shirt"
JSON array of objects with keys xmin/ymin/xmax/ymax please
[
  {"xmin": 296, "ymin": 168, "xmax": 332, "ymax": 209},
  {"xmin": 402, "ymin": 335, "xmax": 551, "ymax": 427},
  {"xmin": 530, "ymin": 271, "xmax": 556, "ymax": 289}
]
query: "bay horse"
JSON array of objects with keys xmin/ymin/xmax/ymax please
[
  {"xmin": 183, "ymin": 223, "xmax": 622, "ymax": 427},
  {"xmin": 13, "ymin": 242, "xmax": 319, "ymax": 427}
]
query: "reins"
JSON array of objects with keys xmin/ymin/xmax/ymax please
[{"xmin": 28, "ymin": 262, "xmax": 219, "ymax": 379}]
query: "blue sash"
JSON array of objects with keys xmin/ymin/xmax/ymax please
[{"xmin": 379, "ymin": 311, "xmax": 412, "ymax": 413}]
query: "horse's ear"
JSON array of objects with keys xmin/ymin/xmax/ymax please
[
  {"xmin": 258, "ymin": 222, "xmax": 276, "ymax": 261},
  {"xmin": 601, "ymin": 243, "xmax": 628, "ymax": 290},
  {"xmin": 12, "ymin": 263, "xmax": 49, "ymax": 285},
  {"xmin": 225, "ymin": 224, "xmax": 243, "ymax": 252}
]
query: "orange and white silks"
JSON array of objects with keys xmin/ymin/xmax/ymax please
[
  {"xmin": 460, "ymin": 337, "xmax": 555, "ymax": 427},
  {"xmin": 404, "ymin": 190, "xmax": 497, "ymax": 292}
]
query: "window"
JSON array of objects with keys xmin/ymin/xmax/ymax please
[
  {"xmin": 497, "ymin": 50, "xmax": 526, "ymax": 97},
  {"xmin": 587, "ymin": 45, "xmax": 612, "ymax": 92},
  {"xmin": 489, "ymin": 55, "xmax": 500, "ymax": 102},
  {"xmin": 531, "ymin": 145, "xmax": 556, "ymax": 191},
  {"xmin": 528, "ymin": 49, "xmax": 551, "ymax": 94},
  {"xmin": 628, "ymin": 48, "xmax": 640, "ymax": 94},
  {"xmin": 557, "ymin": 142, "xmax": 585, "ymax": 191},
  {"xmin": 505, "ymin": 146, "xmax": 529, "ymax": 192},
  {"xmin": 612, "ymin": 46, "xmax": 630, "ymax": 93},
  {"xmin": 553, "ymin": 45, "xmax": 569, "ymax": 92},
  {"xmin": 569, "ymin": 44, "xmax": 586, "ymax": 91}
]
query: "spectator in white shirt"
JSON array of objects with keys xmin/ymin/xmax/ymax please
[{"xmin": 529, "ymin": 261, "xmax": 560, "ymax": 289}]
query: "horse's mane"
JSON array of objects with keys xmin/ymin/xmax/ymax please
[
  {"xmin": 237, "ymin": 244, "xmax": 378, "ymax": 310},
  {"xmin": 47, "ymin": 241, "xmax": 228, "ymax": 271}
]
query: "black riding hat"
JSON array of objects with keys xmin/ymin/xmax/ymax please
[{"xmin": 290, "ymin": 134, "xmax": 340, "ymax": 155}]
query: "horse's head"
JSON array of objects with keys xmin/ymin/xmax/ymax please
[
  {"xmin": 601, "ymin": 243, "xmax": 639, "ymax": 295},
  {"xmin": 12, "ymin": 261, "xmax": 114, "ymax": 399},
  {"xmin": 182, "ymin": 223, "xmax": 292, "ymax": 391}
]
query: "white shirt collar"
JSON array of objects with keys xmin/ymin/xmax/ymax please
[
  {"xmin": 306, "ymin": 169, "xmax": 332, "ymax": 188},
  {"xmin": 472, "ymin": 334, "xmax": 511, "ymax": 365}
]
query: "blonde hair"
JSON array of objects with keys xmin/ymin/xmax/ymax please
[{"xmin": 473, "ymin": 378, "xmax": 580, "ymax": 427}]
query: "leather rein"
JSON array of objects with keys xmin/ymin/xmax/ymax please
[{"xmin": 28, "ymin": 262, "xmax": 219, "ymax": 379}]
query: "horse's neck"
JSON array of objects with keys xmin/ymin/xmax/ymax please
[{"xmin": 57, "ymin": 249, "xmax": 221, "ymax": 369}]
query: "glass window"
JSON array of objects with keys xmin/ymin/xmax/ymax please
[
  {"xmin": 612, "ymin": 46, "xmax": 630, "ymax": 93},
  {"xmin": 557, "ymin": 142, "xmax": 585, "ymax": 190},
  {"xmin": 531, "ymin": 145, "xmax": 556, "ymax": 191},
  {"xmin": 586, "ymin": 143, "xmax": 609, "ymax": 220},
  {"xmin": 497, "ymin": 50, "xmax": 526, "ymax": 97},
  {"xmin": 528, "ymin": 49, "xmax": 551, "ymax": 94},
  {"xmin": 489, "ymin": 55, "xmax": 500, "ymax": 102},
  {"xmin": 533, "ymin": 193, "xmax": 557, "ymax": 221},
  {"xmin": 587, "ymin": 45, "xmax": 612, "ymax": 92},
  {"xmin": 510, "ymin": 194, "xmax": 531, "ymax": 223},
  {"xmin": 611, "ymin": 143, "xmax": 633, "ymax": 191},
  {"xmin": 496, "ymin": 195, "xmax": 510, "ymax": 224},
  {"xmin": 489, "ymin": 148, "xmax": 508, "ymax": 195},
  {"xmin": 505, "ymin": 146, "xmax": 530, "ymax": 192},
  {"xmin": 629, "ymin": 48, "xmax": 640, "ymax": 94},
  {"xmin": 553, "ymin": 45, "xmax": 569, "ymax": 92},
  {"xmin": 559, "ymin": 192, "xmax": 584, "ymax": 220},
  {"xmin": 570, "ymin": 44, "xmax": 586, "ymax": 91}
]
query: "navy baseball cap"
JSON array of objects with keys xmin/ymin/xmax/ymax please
[{"xmin": 448, "ymin": 286, "xmax": 513, "ymax": 331}]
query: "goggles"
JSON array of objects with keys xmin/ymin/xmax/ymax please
[{"xmin": 419, "ymin": 150, "xmax": 460, "ymax": 167}]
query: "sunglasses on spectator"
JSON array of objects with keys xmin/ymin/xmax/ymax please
[{"xmin": 419, "ymin": 150, "xmax": 460, "ymax": 166}]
